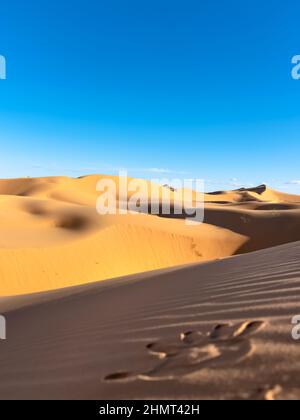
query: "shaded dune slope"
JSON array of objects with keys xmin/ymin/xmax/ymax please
[{"xmin": 0, "ymin": 240, "xmax": 300, "ymax": 399}]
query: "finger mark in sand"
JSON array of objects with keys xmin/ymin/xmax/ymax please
[
  {"xmin": 210, "ymin": 320, "xmax": 265, "ymax": 341},
  {"xmin": 210, "ymin": 323, "xmax": 232, "ymax": 340},
  {"xmin": 180, "ymin": 331, "xmax": 204, "ymax": 344},
  {"xmin": 146, "ymin": 342, "xmax": 179, "ymax": 358},
  {"xmin": 237, "ymin": 320, "xmax": 265, "ymax": 338},
  {"xmin": 104, "ymin": 372, "xmax": 136, "ymax": 382}
]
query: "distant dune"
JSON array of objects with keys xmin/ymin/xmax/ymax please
[{"xmin": 0, "ymin": 176, "xmax": 300, "ymax": 295}]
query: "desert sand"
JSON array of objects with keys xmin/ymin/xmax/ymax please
[
  {"xmin": 0, "ymin": 176, "xmax": 300, "ymax": 399},
  {"xmin": 0, "ymin": 176, "xmax": 300, "ymax": 296}
]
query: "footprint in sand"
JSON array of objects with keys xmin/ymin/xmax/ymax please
[{"xmin": 104, "ymin": 320, "xmax": 265, "ymax": 382}]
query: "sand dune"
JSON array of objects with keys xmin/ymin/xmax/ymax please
[
  {"xmin": 204, "ymin": 184, "xmax": 300, "ymax": 204},
  {"xmin": 1, "ymin": 240, "xmax": 300, "ymax": 399},
  {"xmin": 0, "ymin": 176, "xmax": 300, "ymax": 295},
  {"xmin": 1, "ymin": 175, "xmax": 300, "ymax": 399}
]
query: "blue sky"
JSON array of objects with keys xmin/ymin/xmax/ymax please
[{"xmin": 0, "ymin": 0, "xmax": 299, "ymax": 192}]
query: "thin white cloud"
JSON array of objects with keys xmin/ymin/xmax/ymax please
[
  {"xmin": 128, "ymin": 167, "xmax": 191, "ymax": 176},
  {"xmin": 204, "ymin": 178, "xmax": 255, "ymax": 192},
  {"xmin": 286, "ymin": 180, "xmax": 300, "ymax": 185},
  {"xmin": 143, "ymin": 168, "xmax": 174, "ymax": 174}
]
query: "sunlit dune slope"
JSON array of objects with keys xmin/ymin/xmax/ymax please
[{"xmin": 0, "ymin": 176, "xmax": 300, "ymax": 295}]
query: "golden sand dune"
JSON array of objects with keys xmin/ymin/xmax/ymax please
[
  {"xmin": 1, "ymin": 176, "xmax": 300, "ymax": 400},
  {"xmin": 0, "ymin": 176, "xmax": 300, "ymax": 295},
  {"xmin": 1, "ymin": 240, "xmax": 300, "ymax": 399}
]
